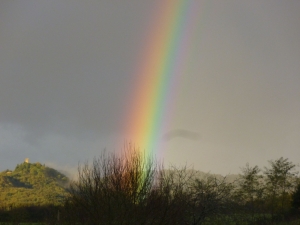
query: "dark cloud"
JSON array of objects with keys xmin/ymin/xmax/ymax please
[
  {"xmin": 162, "ymin": 129, "xmax": 200, "ymax": 141},
  {"xmin": 0, "ymin": 1, "xmax": 153, "ymax": 137},
  {"xmin": 0, "ymin": 1, "xmax": 300, "ymax": 175}
]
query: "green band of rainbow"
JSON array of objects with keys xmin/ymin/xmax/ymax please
[{"xmin": 124, "ymin": 0, "xmax": 205, "ymax": 158}]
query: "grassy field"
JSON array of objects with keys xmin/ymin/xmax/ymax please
[
  {"xmin": 0, "ymin": 219, "xmax": 299, "ymax": 225},
  {"xmin": 201, "ymin": 214, "xmax": 300, "ymax": 225}
]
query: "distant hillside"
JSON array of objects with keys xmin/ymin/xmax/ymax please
[
  {"xmin": 164, "ymin": 169, "xmax": 239, "ymax": 183},
  {"xmin": 0, "ymin": 162, "xmax": 69, "ymax": 207},
  {"xmin": 190, "ymin": 170, "xmax": 239, "ymax": 183}
]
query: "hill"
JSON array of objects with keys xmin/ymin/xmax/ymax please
[{"xmin": 0, "ymin": 162, "xmax": 69, "ymax": 208}]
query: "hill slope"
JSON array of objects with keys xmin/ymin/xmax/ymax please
[{"xmin": 0, "ymin": 162, "xmax": 69, "ymax": 207}]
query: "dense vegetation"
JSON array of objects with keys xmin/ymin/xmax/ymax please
[
  {"xmin": 62, "ymin": 147, "xmax": 300, "ymax": 225},
  {"xmin": 0, "ymin": 148, "xmax": 299, "ymax": 224}
]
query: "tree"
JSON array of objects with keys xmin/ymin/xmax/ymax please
[
  {"xmin": 292, "ymin": 183, "xmax": 300, "ymax": 211},
  {"xmin": 189, "ymin": 175, "xmax": 234, "ymax": 225},
  {"xmin": 264, "ymin": 157, "xmax": 298, "ymax": 218},
  {"xmin": 236, "ymin": 164, "xmax": 264, "ymax": 222},
  {"xmin": 152, "ymin": 166, "xmax": 196, "ymax": 225}
]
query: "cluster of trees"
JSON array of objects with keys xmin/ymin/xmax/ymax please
[
  {"xmin": 0, "ymin": 205, "xmax": 60, "ymax": 223},
  {"xmin": 0, "ymin": 147, "xmax": 299, "ymax": 224},
  {"xmin": 61, "ymin": 146, "xmax": 300, "ymax": 225},
  {"xmin": 235, "ymin": 159, "xmax": 300, "ymax": 223}
]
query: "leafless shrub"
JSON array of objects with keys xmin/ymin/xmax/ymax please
[
  {"xmin": 64, "ymin": 144, "xmax": 157, "ymax": 224},
  {"xmin": 63, "ymin": 145, "xmax": 237, "ymax": 225}
]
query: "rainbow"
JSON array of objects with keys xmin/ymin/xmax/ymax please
[{"xmin": 124, "ymin": 1, "xmax": 204, "ymax": 159}]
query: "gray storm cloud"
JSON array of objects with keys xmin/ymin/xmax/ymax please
[
  {"xmin": 0, "ymin": 0, "xmax": 300, "ymax": 175},
  {"xmin": 162, "ymin": 129, "xmax": 200, "ymax": 141}
]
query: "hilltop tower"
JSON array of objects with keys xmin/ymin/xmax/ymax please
[{"xmin": 24, "ymin": 158, "xmax": 29, "ymax": 163}]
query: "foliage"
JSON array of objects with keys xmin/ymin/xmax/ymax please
[
  {"xmin": 264, "ymin": 157, "xmax": 298, "ymax": 217},
  {"xmin": 292, "ymin": 184, "xmax": 300, "ymax": 210},
  {"xmin": 235, "ymin": 164, "xmax": 264, "ymax": 222},
  {"xmin": 189, "ymin": 176, "xmax": 235, "ymax": 224},
  {"xmin": 64, "ymin": 152, "xmax": 300, "ymax": 225},
  {"xmin": 0, "ymin": 204, "xmax": 60, "ymax": 223}
]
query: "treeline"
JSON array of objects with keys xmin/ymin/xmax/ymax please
[
  {"xmin": 0, "ymin": 146, "xmax": 299, "ymax": 224},
  {"xmin": 61, "ymin": 146, "xmax": 300, "ymax": 225}
]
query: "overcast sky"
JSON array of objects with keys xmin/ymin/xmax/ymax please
[{"xmin": 1, "ymin": 1, "xmax": 300, "ymax": 176}]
